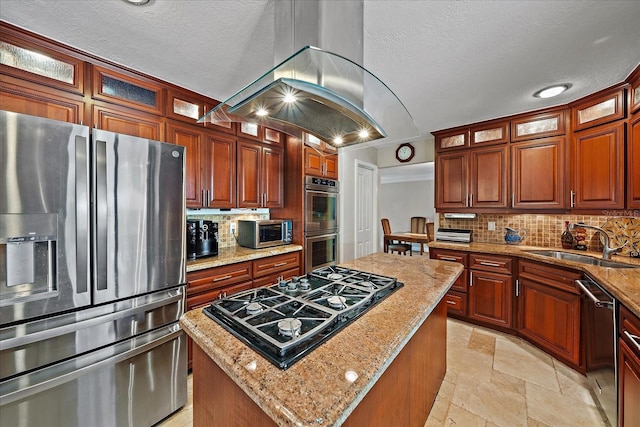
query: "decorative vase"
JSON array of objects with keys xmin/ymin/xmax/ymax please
[
  {"xmin": 561, "ymin": 221, "xmax": 574, "ymax": 249},
  {"xmin": 573, "ymin": 223, "xmax": 588, "ymax": 250}
]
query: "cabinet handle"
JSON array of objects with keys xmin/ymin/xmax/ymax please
[
  {"xmin": 439, "ymin": 256, "xmax": 459, "ymax": 262},
  {"xmin": 511, "ymin": 193, "xmax": 515, "ymax": 208},
  {"xmin": 479, "ymin": 261, "xmax": 501, "ymax": 267},
  {"xmin": 274, "ymin": 262, "xmax": 287, "ymax": 267},
  {"xmin": 446, "ymin": 300, "xmax": 456, "ymax": 305},
  {"xmin": 201, "ymin": 189, "xmax": 206, "ymax": 206},
  {"xmin": 213, "ymin": 275, "xmax": 233, "ymax": 282},
  {"xmin": 515, "ymin": 279, "xmax": 519, "ymax": 297},
  {"xmin": 623, "ymin": 331, "xmax": 640, "ymax": 352},
  {"xmin": 469, "ymin": 194, "xmax": 473, "ymax": 207},
  {"xmin": 570, "ymin": 190, "xmax": 575, "ymax": 208},
  {"xmin": 465, "ymin": 194, "xmax": 469, "ymax": 207}
]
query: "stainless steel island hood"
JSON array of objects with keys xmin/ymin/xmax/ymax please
[{"xmin": 198, "ymin": 44, "xmax": 418, "ymax": 147}]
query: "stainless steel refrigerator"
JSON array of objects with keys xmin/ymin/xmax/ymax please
[{"xmin": 0, "ymin": 111, "xmax": 187, "ymax": 427}]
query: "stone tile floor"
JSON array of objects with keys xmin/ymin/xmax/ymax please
[{"xmin": 158, "ymin": 319, "xmax": 606, "ymax": 427}]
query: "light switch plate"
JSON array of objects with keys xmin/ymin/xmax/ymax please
[
  {"xmin": 488, "ymin": 222, "xmax": 496, "ymax": 231},
  {"xmin": 230, "ymin": 222, "xmax": 236, "ymax": 235}
]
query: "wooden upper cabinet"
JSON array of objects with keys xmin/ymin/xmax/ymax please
[
  {"xmin": 205, "ymin": 133, "xmax": 237, "ymax": 208},
  {"xmin": 470, "ymin": 120, "xmax": 510, "ymax": 147},
  {"xmin": 238, "ymin": 122, "xmax": 282, "ymax": 145},
  {"xmin": 434, "ymin": 126, "xmax": 469, "ymax": 151},
  {"xmin": 237, "ymin": 140, "xmax": 284, "ymax": 208},
  {"xmin": 436, "ymin": 151, "xmax": 469, "ymax": 209},
  {"xmin": 0, "ymin": 30, "xmax": 84, "ymax": 95},
  {"xmin": 511, "ymin": 108, "xmax": 566, "ymax": 142},
  {"xmin": 167, "ymin": 120, "xmax": 236, "ymax": 209},
  {"xmin": 571, "ymin": 121, "xmax": 625, "ymax": 209},
  {"xmin": 304, "ymin": 147, "xmax": 339, "ymax": 179},
  {"xmin": 469, "ymin": 145, "xmax": 509, "ymax": 208},
  {"xmin": 629, "ymin": 65, "xmax": 640, "ymax": 114},
  {"xmin": 166, "ymin": 88, "xmax": 204, "ymax": 124},
  {"xmin": 166, "ymin": 88, "xmax": 236, "ymax": 134},
  {"xmin": 571, "ymin": 86, "xmax": 626, "ymax": 132},
  {"xmin": 166, "ymin": 121, "xmax": 204, "ymax": 208},
  {"xmin": 511, "ymin": 137, "xmax": 566, "ymax": 209},
  {"xmin": 629, "ymin": 112, "xmax": 640, "ymax": 209},
  {"xmin": 92, "ymin": 102, "xmax": 164, "ymax": 140},
  {"xmin": 0, "ymin": 76, "xmax": 85, "ymax": 124},
  {"xmin": 91, "ymin": 65, "xmax": 164, "ymax": 115}
]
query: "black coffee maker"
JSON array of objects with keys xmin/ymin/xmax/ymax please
[{"xmin": 187, "ymin": 220, "xmax": 219, "ymax": 259}]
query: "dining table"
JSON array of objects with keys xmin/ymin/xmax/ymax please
[{"xmin": 384, "ymin": 232, "xmax": 431, "ymax": 255}]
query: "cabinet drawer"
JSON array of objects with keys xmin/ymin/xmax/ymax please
[
  {"xmin": 469, "ymin": 253, "xmax": 513, "ymax": 275},
  {"xmin": 252, "ymin": 267, "xmax": 300, "ymax": 288},
  {"xmin": 186, "ymin": 261, "xmax": 252, "ymax": 296},
  {"xmin": 253, "ymin": 252, "xmax": 300, "ymax": 278},
  {"xmin": 620, "ymin": 305, "xmax": 640, "ymax": 353},
  {"xmin": 431, "ymin": 249, "xmax": 469, "ymax": 267},
  {"xmin": 518, "ymin": 259, "xmax": 581, "ymax": 294},
  {"xmin": 443, "ymin": 291, "xmax": 467, "ymax": 316}
]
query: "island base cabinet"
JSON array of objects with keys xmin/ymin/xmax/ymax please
[
  {"xmin": 618, "ymin": 340, "xmax": 640, "ymax": 427},
  {"xmin": 191, "ymin": 300, "xmax": 447, "ymax": 427}
]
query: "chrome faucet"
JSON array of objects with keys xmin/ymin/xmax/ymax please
[{"xmin": 570, "ymin": 223, "xmax": 626, "ymax": 259}]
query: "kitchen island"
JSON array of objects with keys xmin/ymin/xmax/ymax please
[{"xmin": 180, "ymin": 253, "xmax": 463, "ymax": 426}]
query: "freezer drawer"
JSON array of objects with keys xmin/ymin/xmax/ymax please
[
  {"xmin": 0, "ymin": 286, "xmax": 185, "ymax": 380},
  {"xmin": 0, "ymin": 324, "xmax": 186, "ymax": 427}
]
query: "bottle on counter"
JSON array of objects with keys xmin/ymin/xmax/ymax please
[
  {"xmin": 561, "ymin": 221, "xmax": 574, "ymax": 249},
  {"xmin": 573, "ymin": 223, "xmax": 588, "ymax": 251}
]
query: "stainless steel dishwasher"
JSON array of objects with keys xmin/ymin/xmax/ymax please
[{"xmin": 577, "ymin": 275, "xmax": 616, "ymax": 427}]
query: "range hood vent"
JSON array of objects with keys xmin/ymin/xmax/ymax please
[{"xmin": 198, "ymin": 46, "xmax": 418, "ymax": 147}]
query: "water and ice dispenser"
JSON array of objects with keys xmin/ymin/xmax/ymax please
[{"xmin": 0, "ymin": 214, "xmax": 57, "ymax": 304}]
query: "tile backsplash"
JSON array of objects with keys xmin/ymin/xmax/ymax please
[
  {"xmin": 187, "ymin": 212, "xmax": 269, "ymax": 248},
  {"xmin": 438, "ymin": 213, "xmax": 637, "ymax": 252}
]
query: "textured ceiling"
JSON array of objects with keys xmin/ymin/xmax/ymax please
[{"xmin": 2, "ymin": 0, "xmax": 639, "ymax": 148}]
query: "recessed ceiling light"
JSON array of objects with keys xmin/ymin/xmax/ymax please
[
  {"xmin": 358, "ymin": 129, "xmax": 370, "ymax": 139},
  {"xmin": 283, "ymin": 93, "xmax": 296, "ymax": 103},
  {"xmin": 533, "ymin": 84, "xmax": 572, "ymax": 99},
  {"xmin": 255, "ymin": 108, "xmax": 268, "ymax": 117},
  {"xmin": 333, "ymin": 136, "xmax": 343, "ymax": 145},
  {"xmin": 124, "ymin": 0, "xmax": 150, "ymax": 5}
]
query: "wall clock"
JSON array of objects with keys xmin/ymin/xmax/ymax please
[{"xmin": 395, "ymin": 143, "xmax": 415, "ymax": 163}]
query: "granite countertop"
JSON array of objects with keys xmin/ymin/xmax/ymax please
[
  {"xmin": 180, "ymin": 253, "xmax": 463, "ymax": 426},
  {"xmin": 428, "ymin": 241, "xmax": 640, "ymax": 318},
  {"xmin": 186, "ymin": 244, "xmax": 303, "ymax": 272}
]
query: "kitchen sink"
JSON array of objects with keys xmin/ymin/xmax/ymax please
[{"xmin": 524, "ymin": 250, "xmax": 638, "ymax": 268}]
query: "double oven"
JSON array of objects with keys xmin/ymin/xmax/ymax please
[{"xmin": 304, "ymin": 176, "xmax": 339, "ymax": 272}]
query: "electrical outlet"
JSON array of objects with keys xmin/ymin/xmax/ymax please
[
  {"xmin": 488, "ymin": 222, "xmax": 496, "ymax": 231},
  {"xmin": 230, "ymin": 222, "xmax": 236, "ymax": 235}
]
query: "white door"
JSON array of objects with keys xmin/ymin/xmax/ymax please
[{"xmin": 355, "ymin": 162, "xmax": 376, "ymax": 258}]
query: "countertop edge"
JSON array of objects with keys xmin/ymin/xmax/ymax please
[{"xmin": 186, "ymin": 244, "xmax": 303, "ymax": 272}]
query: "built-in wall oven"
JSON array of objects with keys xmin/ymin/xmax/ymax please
[{"xmin": 304, "ymin": 176, "xmax": 339, "ymax": 272}]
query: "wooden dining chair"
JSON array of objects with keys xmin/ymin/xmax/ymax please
[
  {"xmin": 426, "ymin": 222, "xmax": 435, "ymax": 242},
  {"xmin": 381, "ymin": 218, "xmax": 412, "ymax": 256},
  {"xmin": 410, "ymin": 216, "xmax": 427, "ymax": 254}
]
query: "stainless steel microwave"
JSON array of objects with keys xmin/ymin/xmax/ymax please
[{"xmin": 237, "ymin": 219, "xmax": 293, "ymax": 249}]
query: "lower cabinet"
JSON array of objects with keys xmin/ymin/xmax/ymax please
[
  {"xmin": 468, "ymin": 269, "xmax": 513, "ymax": 329},
  {"xmin": 619, "ymin": 305, "xmax": 640, "ymax": 427},
  {"xmin": 517, "ymin": 260, "xmax": 582, "ymax": 368},
  {"xmin": 468, "ymin": 253, "xmax": 514, "ymax": 329},
  {"xmin": 185, "ymin": 251, "xmax": 302, "ymax": 369},
  {"xmin": 429, "ymin": 249, "xmax": 469, "ymax": 317}
]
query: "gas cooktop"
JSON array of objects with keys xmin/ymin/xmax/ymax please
[{"xmin": 203, "ymin": 265, "xmax": 403, "ymax": 369}]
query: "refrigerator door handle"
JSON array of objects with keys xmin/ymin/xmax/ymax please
[
  {"xmin": 94, "ymin": 137, "xmax": 108, "ymax": 290},
  {"xmin": 75, "ymin": 135, "xmax": 90, "ymax": 294},
  {"xmin": 0, "ymin": 325, "xmax": 183, "ymax": 406},
  {"xmin": 0, "ymin": 289, "xmax": 184, "ymax": 350}
]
